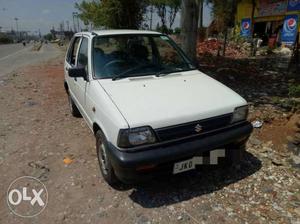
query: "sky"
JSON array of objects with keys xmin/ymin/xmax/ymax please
[{"xmin": 0, "ymin": 0, "xmax": 212, "ymax": 35}]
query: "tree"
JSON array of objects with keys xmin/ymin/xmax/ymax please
[
  {"xmin": 150, "ymin": 0, "xmax": 181, "ymax": 33},
  {"xmin": 198, "ymin": 0, "xmax": 204, "ymax": 28},
  {"xmin": 207, "ymin": 0, "xmax": 241, "ymax": 32},
  {"xmin": 75, "ymin": 1, "xmax": 100, "ymax": 28},
  {"xmin": 180, "ymin": 0, "xmax": 200, "ymax": 63},
  {"xmin": 167, "ymin": 0, "xmax": 181, "ymax": 29},
  {"xmin": 75, "ymin": 0, "xmax": 148, "ymax": 29},
  {"xmin": 44, "ymin": 33, "xmax": 53, "ymax": 41},
  {"xmin": 207, "ymin": 0, "xmax": 240, "ymax": 55}
]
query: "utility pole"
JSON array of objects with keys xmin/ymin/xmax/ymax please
[
  {"xmin": 72, "ymin": 12, "xmax": 80, "ymax": 32},
  {"xmin": 76, "ymin": 14, "xmax": 80, "ymax": 32},
  {"xmin": 72, "ymin": 12, "xmax": 77, "ymax": 32},
  {"xmin": 66, "ymin": 20, "xmax": 70, "ymax": 31},
  {"xmin": 14, "ymin": 18, "xmax": 19, "ymax": 33},
  {"xmin": 14, "ymin": 17, "xmax": 19, "ymax": 40}
]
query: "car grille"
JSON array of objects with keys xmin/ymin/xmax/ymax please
[{"xmin": 155, "ymin": 114, "xmax": 233, "ymax": 142}]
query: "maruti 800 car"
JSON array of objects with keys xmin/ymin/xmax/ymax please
[{"xmin": 64, "ymin": 30, "xmax": 252, "ymax": 185}]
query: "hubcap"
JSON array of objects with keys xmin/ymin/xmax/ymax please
[
  {"xmin": 99, "ymin": 143, "xmax": 108, "ymax": 175},
  {"xmin": 68, "ymin": 95, "xmax": 73, "ymax": 113}
]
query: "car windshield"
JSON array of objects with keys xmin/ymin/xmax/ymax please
[{"xmin": 92, "ymin": 34, "xmax": 195, "ymax": 79}]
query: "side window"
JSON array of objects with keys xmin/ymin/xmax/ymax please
[
  {"xmin": 77, "ymin": 37, "xmax": 89, "ymax": 73},
  {"xmin": 67, "ymin": 37, "xmax": 81, "ymax": 65}
]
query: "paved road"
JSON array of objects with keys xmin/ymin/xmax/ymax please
[{"xmin": 0, "ymin": 43, "xmax": 61, "ymax": 77}]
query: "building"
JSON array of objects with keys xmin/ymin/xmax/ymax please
[{"xmin": 237, "ymin": 0, "xmax": 300, "ymax": 46}]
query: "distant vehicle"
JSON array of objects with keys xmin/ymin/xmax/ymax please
[{"xmin": 64, "ymin": 30, "xmax": 252, "ymax": 186}]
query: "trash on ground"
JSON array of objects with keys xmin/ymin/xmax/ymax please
[
  {"xmin": 63, "ymin": 156, "xmax": 74, "ymax": 165},
  {"xmin": 252, "ymin": 120, "xmax": 263, "ymax": 128}
]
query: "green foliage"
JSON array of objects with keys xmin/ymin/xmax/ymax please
[
  {"xmin": 75, "ymin": 1, "xmax": 101, "ymax": 27},
  {"xmin": 289, "ymin": 84, "xmax": 300, "ymax": 98},
  {"xmin": 207, "ymin": 0, "xmax": 242, "ymax": 32},
  {"xmin": 174, "ymin": 27, "xmax": 181, "ymax": 34},
  {"xmin": 155, "ymin": 24, "xmax": 173, "ymax": 34},
  {"xmin": 43, "ymin": 33, "xmax": 53, "ymax": 41},
  {"xmin": 0, "ymin": 34, "xmax": 13, "ymax": 44},
  {"xmin": 75, "ymin": 0, "xmax": 148, "ymax": 29},
  {"xmin": 149, "ymin": 0, "xmax": 181, "ymax": 32}
]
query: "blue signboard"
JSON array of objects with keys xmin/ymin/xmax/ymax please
[
  {"xmin": 240, "ymin": 18, "xmax": 251, "ymax": 37},
  {"xmin": 281, "ymin": 15, "xmax": 299, "ymax": 45},
  {"xmin": 287, "ymin": 0, "xmax": 300, "ymax": 11}
]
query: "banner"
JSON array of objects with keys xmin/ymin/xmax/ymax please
[
  {"xmin": 281, "ymin": 15, "xmax": 299, "ymax": 45},
  {"xmin": 287, "ymin": 0, "xmax": 300, "ymax": 11},
  {"xmin": 240, "ymin": 18, "xmax": 251, "ymax": 37},
  {"xmin": 259, "ymin": 0, "xmax": 287, "ymax": 16}
]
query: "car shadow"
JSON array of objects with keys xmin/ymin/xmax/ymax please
[{"xmin": 128, "ymin": 151, "xmax": 261, "ymax": 208}]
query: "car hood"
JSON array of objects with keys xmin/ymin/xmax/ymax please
[{"xmin": 99, "ymin": 70, "xmax": 247, "ymax": 129}]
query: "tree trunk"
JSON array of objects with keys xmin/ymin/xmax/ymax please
[
  {"xmin": 180, "ymin": 0, "xmax": 199, "ymax": 63},
  {"xmin": 223, "ymin": 28, "xmax": 228, "ymax": 56},
  {"xmin": 198, "ymin": 0, "xmax": 203, "ymax": 28}
]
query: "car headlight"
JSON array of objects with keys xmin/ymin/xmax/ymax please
[
  {"xmin": 231, "ymin": 106, "xmax": 248, "ymax": 123},
  {"xmin": 117, "ymin": 126, "xmax": 157, "ymax": 148}
]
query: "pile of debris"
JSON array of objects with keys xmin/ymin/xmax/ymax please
[{"xmin": 197, "ymin": 39, "xmax": 248, "ymax": 58}]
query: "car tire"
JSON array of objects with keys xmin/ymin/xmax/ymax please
[
  {"xmin": 96, "ymin": 130, "xmax": 119, "ymax": 186},
  {"xmin": 68, "ymin": 94, "xmax": 81, "ymax": 117}
]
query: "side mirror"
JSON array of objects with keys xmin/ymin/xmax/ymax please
[{"xmin": 68, "ymin": 66, "xmax": 88, "ymax": 81}]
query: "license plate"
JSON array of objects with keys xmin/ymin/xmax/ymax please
[
  {"xmin": 173, "ymin": 158, "xmax": 195, "ymax": 174},
  {"xmin": 173, "ymin": 149, "xmax": 226, "ymax": 174}
]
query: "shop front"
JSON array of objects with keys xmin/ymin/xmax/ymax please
[{"xmin": 237, "ymin": 0, "xmax": 300, "ymax": 47}]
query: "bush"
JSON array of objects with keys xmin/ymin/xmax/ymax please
[
  {"xmin": 174, "ymin": 27, "xmax": 181, "ymax": 34},
  {"xmin": 0, "ymin": 34, "xmax": 13, "ymax": 44},
  {"xmin": 289, "ymin": 84, "xmax": 300, "ymax": 98}
]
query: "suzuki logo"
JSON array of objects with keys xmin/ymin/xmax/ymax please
[{"xmin": 194, "ymin": 124, "xmax": 203, "ymax": 133}]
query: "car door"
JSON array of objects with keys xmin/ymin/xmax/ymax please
[
  {"xmin": 73, "ymin": 36, "xmax": 90, "ymax": 119},
  {"xmin": 65, "ymin": 36, "xmax": 82, "ymax": 100}
]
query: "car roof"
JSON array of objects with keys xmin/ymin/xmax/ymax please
[{"xmin": 76, "ymin": 29, "xmax": 162, "ymax": 37}]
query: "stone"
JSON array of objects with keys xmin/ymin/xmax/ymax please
[
  {"xmin": 292, "ymin": 155, "xmax": 300, "ymax": 165},
  {"xmin": 271, "ymin": 158, "xmax": 285, "ymax": 166},
  {"xmin": 287, "ymin": 136, "xmax": 300, "ymax": 145},
  {"xmin": 249, "ymin": 137, "xmax": 262, "ymax": 146},
  {"xmin": 294, "ymin": 207, "xmax": 300, "ymax": 216}
]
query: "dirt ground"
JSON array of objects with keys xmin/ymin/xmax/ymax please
[{"xmin": 0, "ymin": 48, "xmax": 300, "ymax": 224}]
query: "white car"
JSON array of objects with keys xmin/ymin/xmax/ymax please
[{"xmin": 64, "ymin": 30, "xmax": 252, "ymax": 185}]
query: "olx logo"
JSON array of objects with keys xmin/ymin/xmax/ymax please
[
  {"xmin": 7, "ymin": 176, "xmax": 48, "ymax": 218},
  {"xmin": 8, "ymin": 187, "xmax": 45, "ymax": 206}
]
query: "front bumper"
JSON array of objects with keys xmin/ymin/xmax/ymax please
[{"xmin": 107, "ymin": 122, "xmax": 253, "ymax": 183}]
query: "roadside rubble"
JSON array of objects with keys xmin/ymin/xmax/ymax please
[{"xmin": 197, "ymin": 39, "xmax": 248, "ymax": 58}]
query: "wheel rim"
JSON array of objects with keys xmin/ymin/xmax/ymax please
[
  {"xmin": 68, "ymin": 95, "xmax": 73, "ymax": 113},
  {"xmin": 99, "ymin": 142, "xmax": 108, "ymax": 175}
]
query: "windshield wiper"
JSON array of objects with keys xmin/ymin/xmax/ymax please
[
  {"xmin": 155, "ymin": 68, "xmax": 183, "ymax": 77},
  {"xmin": 156, "ymin": 66, "xmax": 196, "ymax": 77},
  {"xmin": 112, "ymin": 64, "xmax": 156, "ymax": 81}
]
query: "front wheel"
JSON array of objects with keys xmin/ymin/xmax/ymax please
[{"xmin": 96, "ymin": 130, "xmax": 119, "ymax": 186}]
